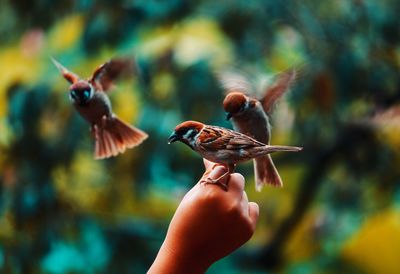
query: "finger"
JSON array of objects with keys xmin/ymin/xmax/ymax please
[
  {"xmin": 227, "ymin": 173, "xmax": 245, "ymax": 198},
  {"xmin": 240, "ymin": 191, "xmax": 249, "ymax": 214},
  {"xmin": 203, "ymin": 158, "xmax": 219, "ymax": 171},
  {"xmin": 248, "ymin": 202, "xmax": 259, "ymax": 231},
  {"xmin": 200, "ymin": 159, "xmax": 216, "ymax": 182},
  {"xmin": 187, "ymin": 163, "xmax": 224, "ymax": 198},
  {"xmin": 200, "ymin": 166, "xmax": 229, "ymax": 190}
]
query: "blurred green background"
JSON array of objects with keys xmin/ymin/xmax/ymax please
[{"xmin": 1, "ymin": 0, "xmax": 400, "ymax": 273}]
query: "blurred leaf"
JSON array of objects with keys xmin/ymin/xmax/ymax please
[
  {"xmin": 48, "ymin": 14, "xmax": 84, "ymax": 53},
  {"xmin": 0, "ymin": 47, "xmax": 42, "ymax": 117},
  {"xmin": 342, "ymin": 209, "xmax": 400, "ymax": 274}
]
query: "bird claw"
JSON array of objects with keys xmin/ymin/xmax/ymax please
[{"xmin": 200, "ymin": 177, "xmax": 229, "ymax": 191}]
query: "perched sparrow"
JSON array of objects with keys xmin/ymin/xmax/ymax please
[
  {"xmin": 52, "ymin": 57, "xmax": 148, "ymax": 159},
  {"xmin": 168, "ymin": 121, "xmax": 302, "ymax": 191},
  {"xmin": 220, "ymin": 69, "xmax": 297, "ymax": 190}
]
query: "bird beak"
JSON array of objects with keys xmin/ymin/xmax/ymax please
[
  {"xmin": 168, "ymin": 132, "xmax": 179, "ymax": 144},
  {"xmin": 226, "ymin": 112, "xmax": 233, "ymax": 120}
]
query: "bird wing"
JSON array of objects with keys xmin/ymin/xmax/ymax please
[
  {"xmin": 199, "ymin": 126, "xmax": 266, "ymax": 151},
  {"xmin": 89, "ymin": 57, "xmax": 137, "ymax": 92},
  {"xmin": 51, "ymin": 57, "xmax": 79, "ymax": 84},
  {"xmin": 260, "ymin": 68, "xmax": 298, "ymax": 114},
  {"xmin": 216, "ymin": 70, "xmax": 256, "ymax": 95},
  {"xmin": 218, "ymin": 65, "xmax": 302, "ymax": 114}
]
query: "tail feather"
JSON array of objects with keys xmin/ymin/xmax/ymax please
[
  {"xmin": 96, "ymin": 127, "xmax": 120, "ymax": 158},
  {"xmin": 94, "ymin": 116, "xmax": 148, "ymax": 159},
  {"xmin": 253, "ymin": 144, "xmax": 302, "ymax": 191},
  {"xmin": 267, "ymin": 145, "xmax": 302, "ymax": 153},
  {"xmin": 254, "ymin": 155, "xmax": 283, "ymax": 191}
]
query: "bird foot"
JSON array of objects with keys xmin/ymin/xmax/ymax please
[{"xmin": 200, "ymin": 176, "xmax": 229, "ymax": 191}]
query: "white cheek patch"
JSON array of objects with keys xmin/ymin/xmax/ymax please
[
  {"xmin": 182, "ymin": 129, "xmax": 202, "ymax": 148},
  {"xmin": 190, "ymin": 131, "xmax": 201, "ymax": 146},
  {"xmin": 183, "ymin": 129, "xmax": 194, "ymax": 139}
]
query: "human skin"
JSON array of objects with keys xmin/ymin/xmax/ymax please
[{"xmin": 148, "ymin": 159, "xmax": 259, "ymax": 274}]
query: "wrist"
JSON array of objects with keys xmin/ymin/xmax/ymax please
[{"xmin": 148, "ymin": 239, "xmax": 210, "ymax": 274}]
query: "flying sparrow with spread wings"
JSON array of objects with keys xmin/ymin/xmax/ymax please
[
  {"xmin": 52, "ymin": 57, "xmax": 148, "ymax": 159},
  {"xmin": 168, "ymin": 121, "xmax": 302, "ymax": 191},
  {"xmin": 220, "ymin": 68, "xmax": 298, "ymax": 190}
]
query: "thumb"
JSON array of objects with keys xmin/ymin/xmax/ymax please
[
  {"xmin": 248, "ymin": 202, "xmax": 259, "ymax": 231},
  {"xmin": 201, "ymin": 159, "xmax": 222, "ymax": 181}
]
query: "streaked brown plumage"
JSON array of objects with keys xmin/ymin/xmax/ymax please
[
  {"xmin": 52, "ymin": 57, "xmax": 148, "ymax": 159},
  {"xmin": 168, "ymin": 121, "xmax": 302, "ymax": 190}
]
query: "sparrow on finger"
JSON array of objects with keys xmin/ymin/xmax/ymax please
[{"xmin": 168, "ymin": 121, "xmax": 302, "ymax": 191}]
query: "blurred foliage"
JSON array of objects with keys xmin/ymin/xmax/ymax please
[{"xmin": 0, "ymin": 0, "xmax": 400, "ymax": 273}]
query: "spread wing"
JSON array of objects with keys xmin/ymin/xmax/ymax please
[
  {"xmin": 260, "ymin": 68, "xmax": 298, "ymax": 114},
  {"xmin": 51, "ymin": 57, "xmax": 79, "ymax": 84},
  {"xmin": 216, "ymin": 70, "xmax": 256, "ymax": 95},
  {"xmin": 218, "ymin": 66, "xmax": 302, "ymax": 114},
  {"xmin": 90, "ymin": 57, "xmax": 137, "ymax": 92},
  {"xmin": 198, "ymin": 126, "xmax": 266, "ymax": 151}
]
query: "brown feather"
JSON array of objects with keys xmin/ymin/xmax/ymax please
[
  {"xmin": 198, "ymin": 126, "xmax": 266, "ymax": 151},
  {"xmin": 261, "ymin": 68, "xmax": 297, "ymax": 114},
  {"xmin": 51, "ymin": 57, "xmax": 79, "ymax": 84},
  {"xmin": 94, "ymin": 116, "xmax": 148, "ymax": 159},
  {"xmin": 90, "ymin": 57, "xmax": 137, "ymax": 92},
  {"xmin": 217, "ymin": 70, "xmax": 253, "ymax": 94}
]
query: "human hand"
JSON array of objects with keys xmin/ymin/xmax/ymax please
[{"xmin": 148, "ymin": 159, "xmax": 259, "ymax": 274}]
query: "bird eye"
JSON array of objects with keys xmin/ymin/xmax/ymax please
[{"xmin": 83, "ymin": 90, "xmax": 90, "ymax": 99}]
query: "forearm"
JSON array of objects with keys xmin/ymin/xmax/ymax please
[{"xmin": 148, "ymin": 239, "xmax": 209, "ymax": 274}]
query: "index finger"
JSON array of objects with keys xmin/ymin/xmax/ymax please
[
  {"xmin": 201, "ymin": 159, "xmax": 223, "ymax": 182},
  {"xmin": 202, "ymin": 158, "xmax": 219, "ymax": 171}
]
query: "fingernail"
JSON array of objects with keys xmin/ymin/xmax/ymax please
[{"xmin": 210, "ymin": 163, "xmax": 219, "ymax": 170}]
